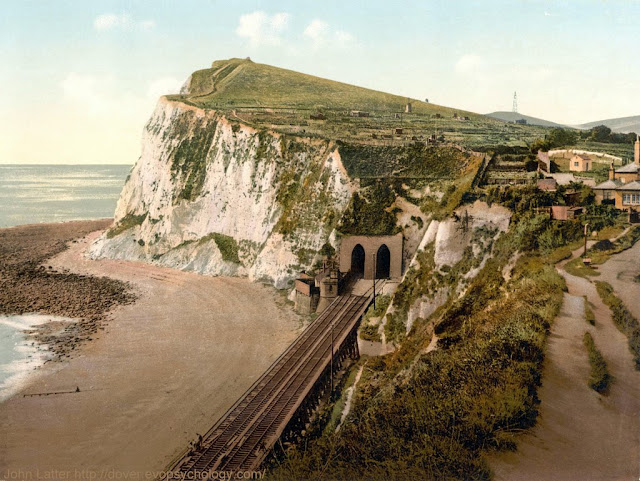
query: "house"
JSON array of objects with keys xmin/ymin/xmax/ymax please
[
  {"xmin": 350, "ymin": 110, "xmax": 370, "ymax": 118},
  {"xmin": 614, "ymin": 161, "xmax": 640, "ymax": 183},
  {"xmin": 551, "ymin": 205, "xmax": 583, "ymax": 220},
  {"xmin": 593, "ymin": 179, "xmax": 619, "ymax": 204},
  {"xmin": 569, "ymin": 153, "xmax": 592, "ymax": 172},
  {"xmin": 614, "ymin": 181, "xmax": 640, "ymax": 210},
  {"xmin": 593, "ymin": 144, "xmax": 640, "ymax": 207}
]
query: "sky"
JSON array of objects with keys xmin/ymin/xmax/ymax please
[{"xmin": 1, "ymin": 0, "xmax": 639, "ymax": 165}]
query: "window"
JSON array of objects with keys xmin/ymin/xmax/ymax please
[
  {"xmin": 574, "ymin": 162, "xmax": 579, "ymax": 167},
  {"xmin": 622, "ymin": 194, "xmax": 640, "ymax": 205}
]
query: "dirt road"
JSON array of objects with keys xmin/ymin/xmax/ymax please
[{"xmin": 489, "ymin": 245, "xmax": 640, "ymax": 481}]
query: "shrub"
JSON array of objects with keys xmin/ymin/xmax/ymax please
[
  {"xmin": 583, "ymin": 332, "xmax": 612, "ymax": 393},
  {"xmin": 106, "ymin": 213, "xmax": 147, "ymax": 239},
  {"xmin": 595, "ymin": 281, "xmax": 640, "ymax": 369},
  {"xmin": 198, "ymin": 232, "xmax": 241, "ymax": 264},
  {"xmin": 584, "ymin": 297, "xmax": 596, "ymax": 326}
]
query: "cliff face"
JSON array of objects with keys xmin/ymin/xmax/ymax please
[{"xmin": 89, "ymin": 98, "xmax": 355, "ymax": 288}]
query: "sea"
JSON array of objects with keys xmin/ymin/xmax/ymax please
[
  {"xmin": 0, "ymin": 164, "xmax": 131, "ymax": 401},
  {"xmin": 0, "ymin": 164, "xmax": 131, "ymax": 228}
]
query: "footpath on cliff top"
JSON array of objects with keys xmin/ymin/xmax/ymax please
[{"xmin": 489, "ymin": 239, "xmax": 640, "ymax": 481}]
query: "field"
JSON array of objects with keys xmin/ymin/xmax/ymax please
[{"xmin": 166, "ymin": 58, "xmax": 549, "ymax": 150}]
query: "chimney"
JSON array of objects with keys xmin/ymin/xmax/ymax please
[
  {"xmin": 609, "ymin": 163, "xmax": 615, "ymax": 181},
  {"xmin": 635, "ymin": 134, "xmax": 639, "ymax": 165}
]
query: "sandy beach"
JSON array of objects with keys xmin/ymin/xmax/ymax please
[{"xmin": 0, "ymin": 222, "xmax": 301, "ymax": 478}]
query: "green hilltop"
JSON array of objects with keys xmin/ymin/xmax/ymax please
[
  {"xmin": 175, "ymin": 57, "xmax": 470, "ymax": 116},
  {"xmin": 166, "ymin": 58, "xmax": 550, "ymax": 151}
]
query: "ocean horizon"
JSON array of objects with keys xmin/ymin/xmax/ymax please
[
  {"xmin": 0, "ymin": 164, "xmax": 131, "ymax": 228},
  {"xmin": 0, "ymin": 164, "xmax": 130, "ymax": 402}
]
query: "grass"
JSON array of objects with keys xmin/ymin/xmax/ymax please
[
  {"xmin": 166, "ymin": 58, "xmax": 551, "ymax": 150},
  {"xmin": 586, "ymin": 227, "xmax": 640, "ymax": 265},
  {"xmin": 596, "ymin": 225, "xmax": 624, "ymax": 240},
  {"xmin": 583, "ymin": 332, "xmax": 612, "ymax": 394},
  {"xmin": 584, "ymin": 297, "xmax": 596, "ymax": 326},
  {"xmin": 359, "ymin": 323, "xmax": 381, "ymax": 342},
  {"xmin": 564, "ymin": 226, "xmax": 640, "ymax": 278},
  {"xmin": 595, "ymin": 281, "xmax": 640, "ymax": 370},
  {"xmin": 199, "ymin": 232, "xmax": 241, "ymax": 264},
  {"xmin": 106, "ymin": 213, "xmax": 147, "ymax": 239},
  {"xmin": 269, "ymin": 216, "xmax": 566, "ymax": 481},
  {"xmin": 565, "ymin": 257, "xmax": 600, "ymax": 278},
  {"xmin": 177, "ymin": 58, "xmax": 485, "ymax": 118}
]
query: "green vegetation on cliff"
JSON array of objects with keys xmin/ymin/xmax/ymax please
[
  {"xmin": 339, "ymin": 143, "xmax": 472, "ymax": 179},
  {"xmin": 270, "ymin": 212, "xmax": 567, "ymax": 480},
  {"xmin": 106, "ymin": 213, "xmax": 147, "ymax": 239}
]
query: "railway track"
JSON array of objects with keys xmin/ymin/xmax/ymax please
[{"xmin": 164, "ymin": 281, "xmax": 382, "ymax": 479}]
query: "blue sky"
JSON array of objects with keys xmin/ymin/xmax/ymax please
[{"xmin": 1, "ymin": 0, "xmax": 639, "ymax": 164}]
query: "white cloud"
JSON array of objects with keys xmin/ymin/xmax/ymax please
[
  {"xmin": 147, "ymin": 77, "xmax": 182, "ymax": 100},
  {"xmin": 304, "ymin": 19, "xmax": 329, "ymax": 43},
  {"xmin": 303, "ymin": 19, "xmax": 356, "ymax": 49},
  {"xmin": 94, "ymin": 13, "xmax": 128, "ymax": 31},
  {"xmin": 235, "ymin": 11, "xmax": 290, "ymax": 46},
  {"xmin": 94, "ymin": 13, "xmax": 155, "ymax": 32},
  {"xmin": 455, "ymin": 54, "xmax": 484, "ymax": 74}
]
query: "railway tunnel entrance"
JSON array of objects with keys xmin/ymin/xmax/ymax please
[
  {"xmin": 350, "ymin": 244, "xmax": 365, "ymax": 277},
  {"xmin": 376, "ymin": 244, "xmax": 391, "ymax": 279},
  {"xmin": 339, "ymin": 233, "xmax": 403, "ymax": 280}
]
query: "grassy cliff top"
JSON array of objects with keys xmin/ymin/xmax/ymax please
[
  {"xmin": 172, "ymin": 57, "xmax": 472, "ymax": 116},
  {"xmin": 166, "ymin": 58, "xmax": 549, "ymax": 150}
]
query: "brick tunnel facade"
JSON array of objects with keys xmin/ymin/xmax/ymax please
[{"xmin": 339, "ymin": 233, "xmax": 403, "ymax": 280}]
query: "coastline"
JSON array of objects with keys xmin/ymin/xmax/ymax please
[
  {"xmin": 0, "ymin": 220, "xmax": 302, "ymax": 476},
  {"xmin": 0, "ymin": 219, "xmax": 136, "ymax": 363}
]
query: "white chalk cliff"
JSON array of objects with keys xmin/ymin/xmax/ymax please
[{"xmin": 89, "ymin": 98, "xmax": 355, "ymax": 288}]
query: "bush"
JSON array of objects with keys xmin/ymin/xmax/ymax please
[
  {"xmin": 106, "ymin": 213, "xmax": 147, "ymax": 239},
  {"xmin": 583, "ymin": 332, "xmax": 612, "ymax": 393},
  {"xmin": 596, "ymin": 281, "xmax": 640, "ymax": 369}
]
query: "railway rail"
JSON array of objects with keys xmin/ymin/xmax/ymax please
[{"xmin": 163, "ymin": 281, "xmax": 383, "ymax": 479}]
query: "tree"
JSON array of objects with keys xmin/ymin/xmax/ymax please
[
  {"xmin": 590, "ymin": 125, "xmax": 612, "ymax": 142},
  {"xmin": 547, "ymin": 128, "xmax": 578, "ymax": 147}
]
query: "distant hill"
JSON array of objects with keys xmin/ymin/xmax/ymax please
[
  {"xmin": 486, "ymin": 111, "xmax": 566, "ymax": 128},
  {"xmin": 576, "ymin": 115, "xmax": 640, "ymax": 134}
]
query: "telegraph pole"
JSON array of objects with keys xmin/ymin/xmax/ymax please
[
  {"xmin": 583, "ymin": 223, "xmax": 590, "ymax": 257},
  {"xmin": 372, "ymin": 253, "xmax": 377, "ymax": 308}
]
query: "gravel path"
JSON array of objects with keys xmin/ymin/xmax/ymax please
[{"xmin": 489, "ymin": 244, "xmax": 640, "ymax": 481}]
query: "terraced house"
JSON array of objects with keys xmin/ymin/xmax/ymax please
[{"xmin": 593, "ymin": 135, "xmax": 640, "ymax": 214}]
